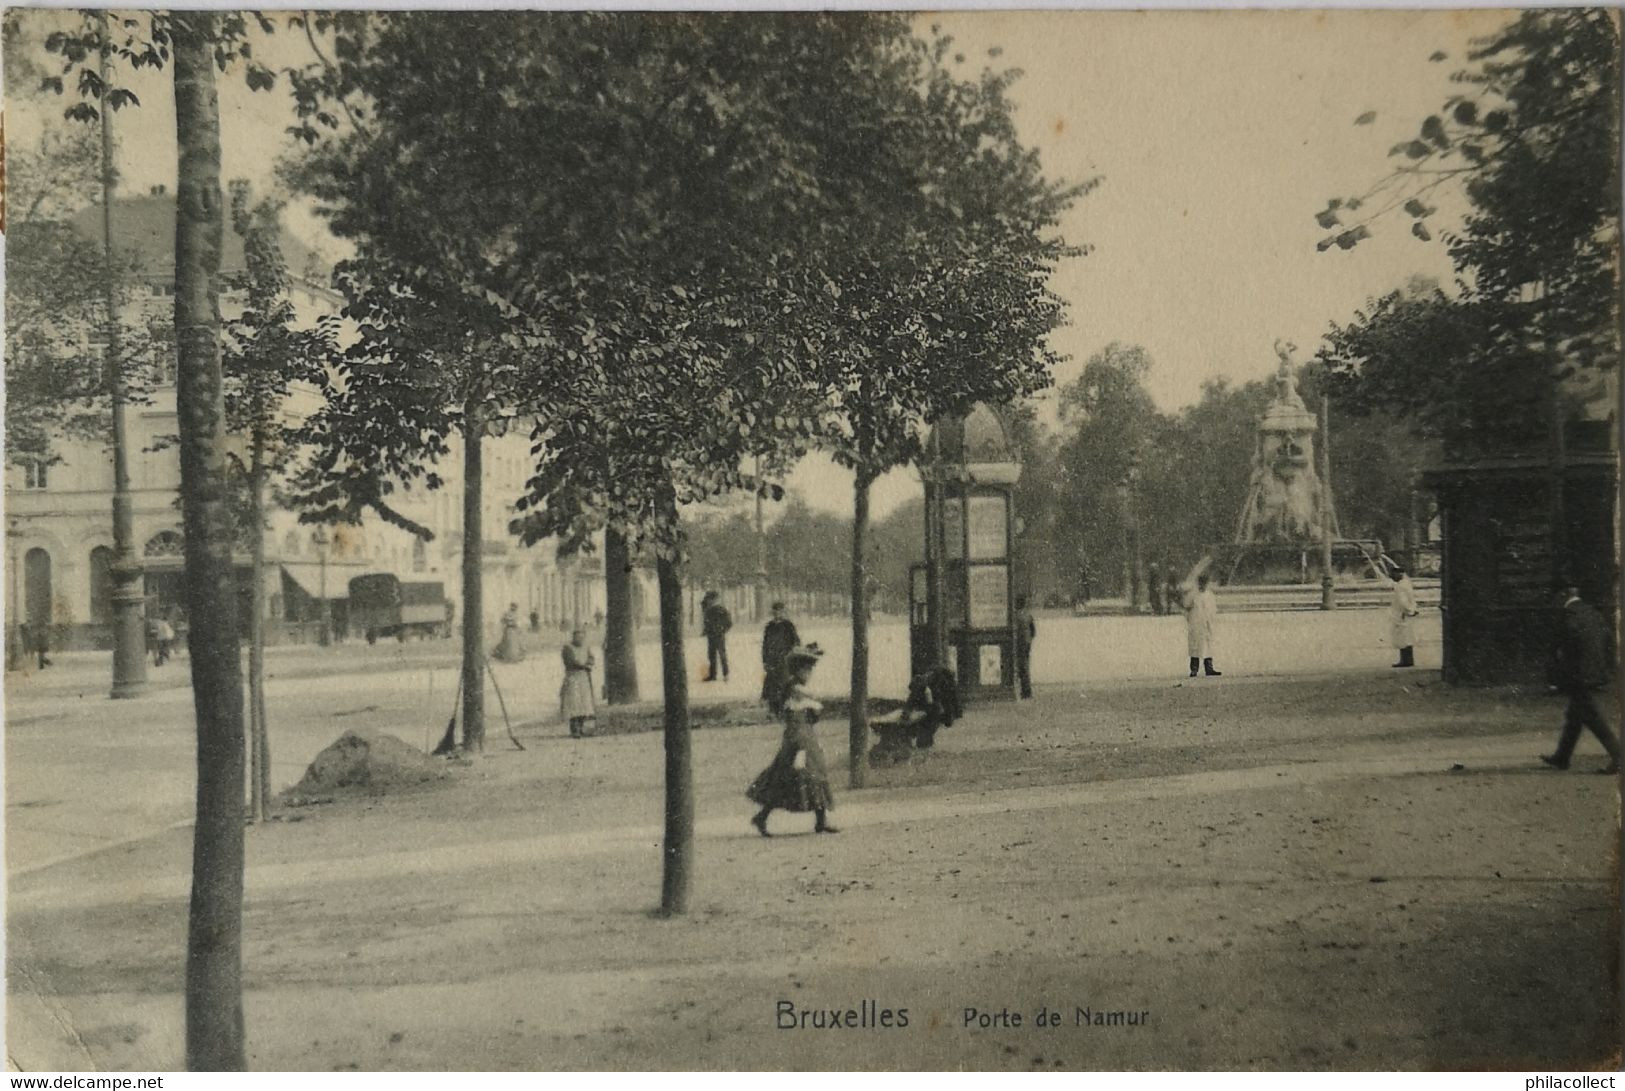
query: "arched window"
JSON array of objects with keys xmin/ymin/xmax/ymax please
[
  {"xmin": 283, "ymin": 530, "xmax": 303, "ymax": 557},
  {"xmin": 24, "ymin": 548, "xmax": 52, "ymax": 627},
  {"xmin": 89, "ymin": 546, "xmax": 114, "ymax": 623},
  {"xmin": 143, "ymin": 531, "xmax": 185, "ymax": 558}
]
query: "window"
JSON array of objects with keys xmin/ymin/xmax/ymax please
[
  {"xmin": 19, "ymin": 458, "xmax": 48, "ymax": 490},
  {"xmin": 89, "ymin": 547, "xmax": 114, "ymax": 623},
  {"xmin": 24, "ymin": 548, "xmax": 52, "ymax": 628},
  {"xmin": 143, "ymin": 530, "xmax": 185, "ymax": 558},
  {"xmin": 412, "ymin": 538, "xmax": 427, "ymax": 573}
]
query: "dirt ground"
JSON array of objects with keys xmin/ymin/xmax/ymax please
[{"xmin": 7, "ymin": 672, "xmax": 1620, "ymax": 1071}]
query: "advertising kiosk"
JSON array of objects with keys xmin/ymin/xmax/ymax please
[{"xmin": 910, "ymin": 404, "xmax": 1022, "ymax": 700}]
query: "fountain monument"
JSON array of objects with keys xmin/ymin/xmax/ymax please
[{"xmin": 1219, "ymin": 342, "xmax": 1382, "ymax": 589}]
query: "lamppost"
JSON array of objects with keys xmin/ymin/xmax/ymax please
[
  {"xmin": 100, "ymin": 20, "xmax": 147, "ymax": 700},
  {"xmin": 754, "ymin": 454, "xmax": 768, "ymax": 622},
  {"xmin": 1117, "ymin": 454, "xmax": 1142, "ymax": 610},
  {"xmin": 311, "ymin": 526, "xmax": 331, "ymax": 646},
  {"xmin": 6, "ymin": 517, "xmax": 22, "ymax": 671},
  {"xmin": 1320, "ymin": 392, "xmax": 1336, "ymax": 610}
]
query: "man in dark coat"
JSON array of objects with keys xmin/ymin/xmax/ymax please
[
  {"xmin": 1014, "ymin": 595, "xmax": 1036, "ymax": 699},
  {"xmin": 702, "ymin": 590, "xmax": 732, "ymax": 682},
  {"xmin": 1541, "ymin": 585, "xmax": 1620, "ymax": 774},
  {"xmin": 760, "ymin": 600, "xmax": 799, "ymax": 712}
]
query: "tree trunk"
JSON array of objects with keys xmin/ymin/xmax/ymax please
[
  {"xmin": 460, "ymin": 399, "xmax": 485, "ymax": 752},
  {"xmin": 603, "ymin": 526, "xmax": 639, "ymax": 704},
  {"xmin": 849, "ymin": 473, "xmax": 871, "ymax": 789},
  {"xmin": 174, "ymin": 13, "xmax": 246, "ymax": 1070},
  {"xmin": 656, "ymin": 485, "xmax": 692, "ymax": 915},
  {"xmin": 247, "ymin": 443, "xmax": 269, "ymax": 823}
]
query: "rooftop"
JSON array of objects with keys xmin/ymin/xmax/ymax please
[{"xmin": 69, "ymin": 187, "xmax": 329, "ymax": 289}]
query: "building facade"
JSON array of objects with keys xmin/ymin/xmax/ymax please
[{"xmin": 5, "ymin": 190, "xmax": 620, "ymax": 654}]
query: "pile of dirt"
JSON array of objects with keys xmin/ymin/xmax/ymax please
[{"xmin": 284, "ymin": 730, "xmax": 450, "ymax": 802}]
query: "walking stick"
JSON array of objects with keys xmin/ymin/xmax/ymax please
[{"xmin": 484, "ymin": 659, "xmax": 526, "ymax": 751}]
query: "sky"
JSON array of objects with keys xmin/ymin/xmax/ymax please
[{"xmin": 4, "ymin": 7, "xmax": 1512, "ymax": 520}]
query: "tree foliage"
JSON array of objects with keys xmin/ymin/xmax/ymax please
[
  {"xmin": 1314, "ymin": 10, "xmax": 1620, "ymax": 453},
  {"xmin": 1, "ymin": 122, "xmax": 171, "ymax": 461},
  {"xmin": 1043, "ymin": 344, "xmax": 1435, "ymax": 603}
]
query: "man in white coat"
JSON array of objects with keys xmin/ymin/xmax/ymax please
[
  {"xmin": 1387, "ymin": 565, "xmax": 1420, "ymax": 668},
  {"xmin": 1180, "ymin": 557, "xmax": 1222, "ymax": 678}
]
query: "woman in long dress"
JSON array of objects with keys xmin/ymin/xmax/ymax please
[
  {"xmin": 559, "ymin": 627, "xmax": 596, "ymax": 738},
  {"xmin": 748, "ymin": 643, "xmax": 837, "ymax": 836},
  {"xmin": 495, "ymin": 602, "xmax": 525, "ymax": 662}
]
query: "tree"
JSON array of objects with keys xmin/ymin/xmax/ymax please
[
  {"xmin": 1, "ymin": 125, "xmax": 121, "ymax": 461},
  {"xmin": 1004, "ymin": 404, "xmax": 1066, "ymax": 604},
  {"xmin": 601, "ymin": 527, "xmax": 640, "ymax": 704},
  {"xmin": 171, "ymin": 11, "xmax": 248, "ymax": 1070},
  {"xmin": 37, "ymin": 8, "xmax": 298, "ymax": 1067},
  {"xmin": 682, "ymin": 510, "xmax": 762, "ymax": 591},
  {"xmin": 290, "ymin": 262, "xmax": 562, "ymax": 754},
  {"xmin": 787, "ymin": 28, "xmax": 1084, "ymax": 786},
  {"xmin": 221, "ymin": 186, "xmax": 335, "ymax": 823},
  {"xmin": 1314, "ymin": 10, "xmax": 1620, "ymax": 453},
  {"xmin": 1052, "ymin": 344, "xmax": 1164, "ymax": 599},
  {"xmin": 282, "ymin": 12, "xmax": 582, "ymax": 754},
  {"xmin": 284, "ymin": 12, "xmax": 840, "ymax": 915}
]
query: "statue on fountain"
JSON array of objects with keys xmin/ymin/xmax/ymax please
[{"xmin": 1235, "ymin": 341, "xmax": 1335, "ymax": 546}]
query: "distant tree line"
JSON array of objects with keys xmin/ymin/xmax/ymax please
[{"xmin": 683, "ymin": 341, "xmax": 1436, "ymax": 610}]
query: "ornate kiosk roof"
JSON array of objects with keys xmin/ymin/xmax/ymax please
[{"xmin": 923, "ymin": 404, "xmax": 1021, "ymax": 484}]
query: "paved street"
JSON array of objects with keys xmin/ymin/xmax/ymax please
[
  {"xmin": 7, "ymin": 611, "xmax": 1618, "ymax": 1070},
  {"xmin": 5, "ymin": 608, "xmax": 1439, "ymax": 876}
]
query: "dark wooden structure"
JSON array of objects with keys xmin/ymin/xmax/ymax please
[{"xmin": 1423, "ymin": 452, "xmax": 1617, "ymax": 685}]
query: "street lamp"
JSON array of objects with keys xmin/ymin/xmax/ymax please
[
  {"xmin": 754, "ymin": 454, "xmax": 769, "ymax": 622},
  {"xmin": 6, "ymin": 517, "xmax": 22, "ymax": 671},
  {"xmin": 311, "ymin": 526, "xmax": 331, "ymax": 646},
  {"xmin": 99, "ymin": 24, "xmax": 146, "ymax": 701},
  {"xmin": 1118, "ymin": 454, "xmax": 1142, "ymax": 610}
]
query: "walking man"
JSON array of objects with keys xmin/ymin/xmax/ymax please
[
  {"xmin": 1014, "ymin": 594, "xmax": 1036, "ymax": 698},
  {"xmin": 702, "ymin": 590, "xmax": 732, "ymax": 682},
  {"xmin": 1541, "ymin": 584, "xmax": 1620, "ymax": 774}
]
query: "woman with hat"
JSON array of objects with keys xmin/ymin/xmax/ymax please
[{"xmin": 748, "ymin": 643, "xmax": 837, "ymax": 836}]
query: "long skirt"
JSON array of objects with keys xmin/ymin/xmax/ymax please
[
  {"xmin": 494, "ymin": 627, "xmax": 525, "ymax": 663},
  {"xmin": 747, "ymin": 724, "xmax": 834, "ymax": 813}
]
